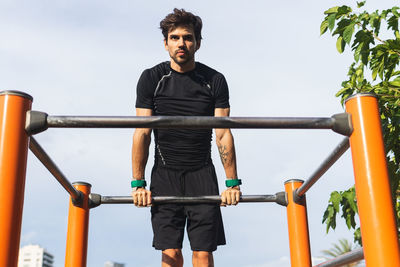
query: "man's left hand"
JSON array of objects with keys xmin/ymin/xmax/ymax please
[{"xmin": 221, "ymin": 186, "xmax": 241, "ymax": 206}]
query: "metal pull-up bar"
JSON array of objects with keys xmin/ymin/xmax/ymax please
[
  {"xmin": 0, "ymin": 90, "xmax": 399, "ymax": 267},
  {"xmin": 88, "ymin": 192, "xmax": 288, "ymax": 208},
  {"xmin": 26, "ymin": 110, "xmax": 353, "ymax": 136}
]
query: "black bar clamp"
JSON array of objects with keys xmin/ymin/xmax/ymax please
[
  {"xmin": 331, "ymin": 113, "xmax": 353, "ymax": 136},
  {"xmin": 25, "ymin": 110, "xmax": 48, "ymax": 135}
]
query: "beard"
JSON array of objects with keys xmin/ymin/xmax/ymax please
[{"xmin": 170, "ymin": 49, "xmax": 195, "ymax": 66}]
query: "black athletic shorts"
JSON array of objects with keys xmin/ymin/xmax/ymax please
[{"xmin": 150, "ymin": 163, "xmax": 226, "ymax": 252}]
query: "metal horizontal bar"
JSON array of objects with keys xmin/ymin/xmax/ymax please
[
  {"xmin": 295, "ymin": 137, "xmax": 350, "ymax": 198},
  {"xmin": 89, "ymin": 193, "xmax": 287, "ymax": 208},
  {"xmin": 47, "ymin": 115, "xmax": 336, "ymax": 130},
  {"xmin": 105, "ymin": 195, "xmax": 278, "ymax": 204},
  {"xmin": 29, "ymin": 137, "xmax": 81, "ymax": 202},
  {"xmin": 313, "ymin": 247, "xmax": 364, "ymax": 267}
]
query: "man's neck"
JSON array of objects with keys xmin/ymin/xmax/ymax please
[{"xmin": 170, "ymin": 60, "xmax": 196, "ymax": 73}]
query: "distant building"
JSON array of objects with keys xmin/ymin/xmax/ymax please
[
  {"xmin": 104, "ymin": 261, "xmax": 125, "ymax": 267},
  {"xmin": 18, "ymin": 244, "xmax": 54, "ymax": 267}
]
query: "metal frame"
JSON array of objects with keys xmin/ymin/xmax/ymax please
[
  {"xmin": 29, "ymin": 137, "xmax": 82, "ymax": 202},
  {"xmin": 285, "ymin": 179, "xmax": 312, "ymax": 267},
  {"xmin": 65, "ymin": 182, "xmax": 91, "ymax": 267},
  {"xmin": 295, "ymin": 137, "xmax": 350, "ymax": 200},
  {"xmin": 345, "ymin": 93, "xmax": 400, "ymax": 266},
  {"xmin": 314, "ymin": 247, "xmax": 364, "ymax": 267},
  {"xmin": 1, "ymin": 90, "xmax": 398, "ymax": 267},
  {"xmin": 0, "ymin": 91, "xmax": 32, "ymax": 267}
]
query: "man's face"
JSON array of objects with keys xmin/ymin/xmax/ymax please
[{"xmin": 164, "ymin": 26, "xmax": 200, "ymax": 68}]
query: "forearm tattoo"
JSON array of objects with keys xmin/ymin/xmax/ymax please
[{"xmin": 218, "ymin": 145, "xmax": 229, "ymax": 165}]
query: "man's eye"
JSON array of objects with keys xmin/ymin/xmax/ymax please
[
  {"xmin": 184, "ymin": 36, "xmax": 193, "ymax": 41},
  {"xmin": 170, "ymin": 36, "xmax": 179, "ymax": 40}
]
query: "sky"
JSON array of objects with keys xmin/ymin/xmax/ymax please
[{"xmin": 1, "ymin": 0, "xmax": 396, "ymax": 266}]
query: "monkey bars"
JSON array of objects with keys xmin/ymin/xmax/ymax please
[{"xmin": 1, "ymin": 90, "xmax": 398, "ymax": 267}]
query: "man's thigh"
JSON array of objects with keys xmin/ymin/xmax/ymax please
[
  {"xmin": 185, "ymin": 203, "xmax": 225, "ymax": 251},
  {"xmin": 183, "ymin": 164, "xmax": 226, "ymax": 251},
  {"xmin": 151, "ymin": 203, "xmax": 186, "ymax": 250},
  {"xmin": 151, "ymin": 165, "xmax": 187, "ymax": 250}
]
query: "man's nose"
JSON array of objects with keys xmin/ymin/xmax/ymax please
[{"xmin": 177, "ymin": 37, "xmax": 185, "ymax": 47}]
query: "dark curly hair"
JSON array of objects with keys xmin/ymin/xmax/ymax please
[{"xmin": 160, "ymin": 8, "xmax": 202, "ymax": 43}]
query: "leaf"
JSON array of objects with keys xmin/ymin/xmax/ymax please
[
  {"xmin": 336, "ymin": 87, "xmax": 352, "ymax": 97},
  {"xmin": 336, "ymin": 36, "xmax": 345, "ymax": 53},
  {"xmin": 354, "ymin": 42, "xmax": 364, "ymax": 62},
  {"xmin": 330, "ymin": 191, "xmax": 342, "ymax": 212},
  {"xmin": 343, "ymin": 189, "xmax": 358, "ymax": 213},
  {"xmin": 322, "ymin": 205, "xmax": 337, "ymax": 233},
  {"xmin": 392, "ymin": 71, "xmax": 400, "ymax": 77},
  {"xmin": 392, "ymin": 7, "xmax": 400, "ymax": 18},
  {"xmin": 322, "ymin": 207, "xmax": 330, "ymax": 223},
  {"xmin": 372, "ymin": 67, "xmax": 379, "ymax": 80},
  {"xmin": 345, "ymin": 214, "xmax": 353, "ymax": 229},
  {"xmin": 328, "ymin": 13, "xmax": 336, "ymax": 32},
  {"xmin": 337, "ymin": 6, "xmax": 352, "ymax": 17},
  {"xmin": 325, "ymin": 6, "xmax": 339, "ymax": 15},
  {"xmin": 369, "ymin": 12, "xmax": 378, "ymax": 26},
  {"xmin": 353, "ymin": 30, "xmax": 374, "ymax": 65},
  {"xmin": 388, "ymin": 15, "xmax": 399, "ymax": 32},
  {"xmin": 328, "ymin": 206, "xmax": 337, "ymax": 230},
  {"xmin": 387, "ymin": 39, "xmax": 400, "ymax": 49},
  {"xmin": 375, "ymin": 20, "xmax": 382, "ymax": 36},
  {"xmin": 379, "ymin": 57, "xmax": 385, "ymax": 80},
  {"xmin": 343, "ymin": 23, "xmax": 355, "ymax": 44},
  {"xmin": 320, "ymin": 20, "xmax": 329, "ymax": 35},
  {"xmin": 333, "ymin": 18, "xmax": 352, "ymax": 37},
  {"xmin": 357, "ymin": 1, "xmax": 366, "ymax": 8},
  {"xmin": 382, "ymin": 9, "xmax": 391, "ymax": 20},
  {"xmin": 354, "ymin": 228, "xmax": 362, "ymax": 246},
  {"xmin": 389, "ymin": 80, "xmax": 400, "ymax": 87}
]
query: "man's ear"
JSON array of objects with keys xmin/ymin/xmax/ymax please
[
  {"xmin": 195, "ymin": 40, "xmax": 201, "ymax": 51},
  {"xmin": 164, "ymin": 39, "xmax": 168, "ymax": 51}
]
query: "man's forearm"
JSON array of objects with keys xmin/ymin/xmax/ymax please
[
  {"xmin": 131, "ymin": 128, "xmax": 152, "ymax": 208},
  {"xmin": 132, "ymin": 130, "xmax": 151, "ymax": 179},
  {"xmin": 217, "ymin": 130, "xmax": 238, "ymax": 179}
]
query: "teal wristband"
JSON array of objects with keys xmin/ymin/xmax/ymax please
[
  {"xmin": 131, "ymin": 179, "xmax": 147, "ymax": 188},
  {"xmin": 225, "ymin": 179, "xmax": 242, "ymax": 187}
]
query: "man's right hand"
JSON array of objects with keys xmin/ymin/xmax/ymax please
[{"xmin": 131, "ymin": 188, "xmax": 152, "ymax": 207}]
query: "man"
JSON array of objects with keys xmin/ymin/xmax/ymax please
[{"xmin": 131, "ymin": 8, "xmax": 241, "ymax": 267}]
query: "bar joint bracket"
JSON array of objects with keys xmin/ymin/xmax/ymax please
[
  {"xmin": 331, "ymin": 113, "xmax": 353, "ymax": 136},
  {"xmin": 25, "ymin": 110, "xmax": 49, "ymax": 135}
]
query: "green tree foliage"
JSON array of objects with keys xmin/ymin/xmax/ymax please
[
  {"xmin": 321, "ymin": 238, "xmax": 361, "ymax": 267},
  {"xmin": 320, "ymin": 1, "xmax": 400, "ymax": 245}
]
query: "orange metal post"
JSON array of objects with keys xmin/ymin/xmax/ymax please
[
  {"xmin": 65, "ymin": 182, "xmax": 91, "ymax": 267},
  {"xmin": 345, "ymin": 93, "xmax": 400, "ymax": 267},
  {"xmin": 285, "ymin": 179, "xmax": 312, "ymax": 267},
  {"xmin": 0, "ymin": 91, "xmax": 32, "ymax": 267}
]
